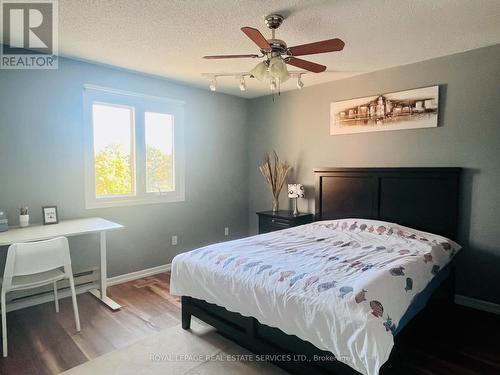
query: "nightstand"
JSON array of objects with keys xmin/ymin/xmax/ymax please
[{"xmin": 256, "ymin": 210, "xmax": 314, "ymax": 234}]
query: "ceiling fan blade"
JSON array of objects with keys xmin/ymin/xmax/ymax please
[
  {"xmin": 241, "ymin": 27, "xmax": 271, "ymax": 50},
  {"xmin": 203, "ymin": 54, "xmax": 260, "ymax": 59},
  {"xmin": 285, "ymin": 57, "xmax": 326, "ymax": 73},
  {"xmin": 287, "ymin": 38, "xmax": 345, "ymax": 57}
]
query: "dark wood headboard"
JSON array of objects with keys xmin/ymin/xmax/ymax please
[{"xmin": 314, "ymin": 168, "xmax": 461, "ymax": 240}]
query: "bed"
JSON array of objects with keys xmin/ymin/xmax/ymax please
[{"xmin": 170, "ymin": 168, "xmax": 461, "ymax": 375}]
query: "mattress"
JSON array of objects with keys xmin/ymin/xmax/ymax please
[
  {"xmin": 394, "ymin": 262, "xmax": 451, "ymax": 336},
  {"xmin": 171, "ymin": 219, "xmax": 461, "ymax": 375}
]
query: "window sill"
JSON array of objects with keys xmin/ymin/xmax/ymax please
[{"xmin": 85, "ymin": 192, "xmax": 185, "ymax": 209}]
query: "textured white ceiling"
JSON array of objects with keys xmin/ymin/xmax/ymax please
[{"xmin": 59, "ymin": 0, "xmax": 500, "ymax": 98}]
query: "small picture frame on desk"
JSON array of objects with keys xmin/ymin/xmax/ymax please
[{"xmin": 42, "ymin": 206, "xmax": 59, "ymax": 225}]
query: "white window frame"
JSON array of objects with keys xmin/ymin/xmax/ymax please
[{"xmin": 83, "ymin": 84, "xmax": 185, "ymax": 209}]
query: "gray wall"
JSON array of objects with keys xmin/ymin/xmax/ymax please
[
  {"xmin": 247, "ymin": 44, "xmax": 500, "ymax": 304},
  {"xmin": 0, "ymin": 57, "xmax": 249, "ymax": 277}
]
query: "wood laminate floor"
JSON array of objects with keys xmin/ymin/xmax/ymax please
[{"xmin": 0, "ymin": 272, "xmax": 498, "ymax": 375}]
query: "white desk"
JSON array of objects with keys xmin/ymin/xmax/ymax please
[{"xmin": 0, "ymin": 217, "xmax": 124, "ymax": 310}]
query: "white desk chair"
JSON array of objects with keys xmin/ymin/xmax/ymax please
[{"xmin": 1, "ymin": 236, "xmax": 80, "ymax": 357}]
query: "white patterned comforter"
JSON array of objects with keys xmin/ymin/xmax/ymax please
[{"xmin": 170, "ymin": 219, "xmax": 461, "ymax": 375}]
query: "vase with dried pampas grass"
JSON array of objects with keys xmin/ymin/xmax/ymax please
[{"xmin": 259, "ymin": 151, "xmax": 292, "ymax": 212}]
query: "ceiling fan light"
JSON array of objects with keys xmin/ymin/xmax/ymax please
[
  {"xmin": 250, "ymin": 61, "xmax": 269, "ymax": 82},
  {"xmin": 277, "ymin": 69, "xmax": 290, "ymax": 83},
  {"xmin": 268, "ymin": 56, "xmax": 290, "ymax": 82}
]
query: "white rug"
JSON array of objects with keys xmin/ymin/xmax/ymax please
[{"xmin": 61, "ymin": 320, "xmax": 288, "ymax": 375}]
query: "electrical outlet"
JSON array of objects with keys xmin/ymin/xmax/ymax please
[
  {"xmin": 224, "ymin": 227, "xmax": 229, "ymax": 236},
  {"xmin": 171, "ymin": 235, "xmax": 178, "ymax": 245}
]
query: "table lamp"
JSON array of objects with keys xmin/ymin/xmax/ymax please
[{"xmin": 288, "ymin": 184, "xmax": 305, "ymax": 216}]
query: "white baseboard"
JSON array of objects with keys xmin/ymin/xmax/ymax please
[
  {"xmin": 107, "ymin": 263, "xmax": 171, "ymax": 286},
  {"xmin": 455, "ymin": 294, "xmax": 500, "ymax": 315}
]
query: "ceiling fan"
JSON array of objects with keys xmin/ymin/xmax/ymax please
[{"xmin": 203, "ymin": 14, "xmax": 345, "ymax": 91}]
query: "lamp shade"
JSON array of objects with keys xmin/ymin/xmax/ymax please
[
  {"xmin": 250, "ymin": 61, "xmax": 270, "ymax": 82},
  {"xmin": 268, "ymin": 56, "xmax": 290, "ymax": 83},
  {"xmin": 251, "ymin": 58, "xmax": 290, "ymax": 84},
  {"xmin": 288, "ymin": 184, "xmax": 305, "ymax": 198}
]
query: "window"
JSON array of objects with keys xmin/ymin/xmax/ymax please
[
  {"xmin": 145, "ymin": 112, "xmax": 174, "ymax": 193},
  {"xmin": 93, "ymin": 104, "xmax": 135, "ymax": 197},
  {"xmin": 84, "ymin": 85, "xmax": 185, "ymax": 208}
]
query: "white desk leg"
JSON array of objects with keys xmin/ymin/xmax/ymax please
[
  {"xmin": 99, "ymin": 231, "xmax": 108, "ymax": 297},
  {"xmin": 89, "ymin": 231, "xmax": 121, "ymax": 310}
]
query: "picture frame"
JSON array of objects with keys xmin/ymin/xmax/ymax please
[
  {"xmin": 42, "ymin": 206, "xmax": 59, "ymax": 225},
  {"xmin": 330, "ymin": 85, "xmax": 439, "ymax": 135}
]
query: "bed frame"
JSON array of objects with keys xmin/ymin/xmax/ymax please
[{"xmin": 181, "ymin": 167, "xmax": 461, "ymax": 375}]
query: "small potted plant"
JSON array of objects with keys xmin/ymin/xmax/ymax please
[{"xmin": 19, "ymin": 206, "xmax": 29, "ymax": 228}]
